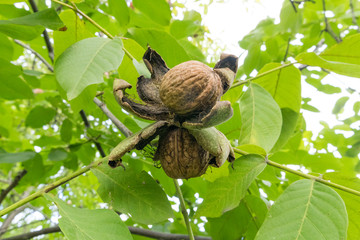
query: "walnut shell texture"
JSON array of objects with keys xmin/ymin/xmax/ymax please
[
  {"xmin": 155, "ymin": 127, "xmax": 210, "ymax": 179},
  {"xmin": 159, "ymin": 61, "xmax": 222, "ymax": 116}
]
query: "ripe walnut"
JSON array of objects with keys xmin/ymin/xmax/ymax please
[
  {"xmin": 111, "ymin": 48, "xmax": 238, "ymax": 179},
  {"xmin": 155, "ymin": 127, "xmax": 210, "ymax": 179},
  {"xmin": 160, "ymin": 61, "xmax": 222, "ymax": 116}
]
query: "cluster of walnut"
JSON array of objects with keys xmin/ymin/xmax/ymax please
[{"xmin": 110, "ymin": 47, "xmax": 238, "ymax": 179}]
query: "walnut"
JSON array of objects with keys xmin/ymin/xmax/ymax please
[
  {"xmin": 111, "ymin": 47, "xmax": 238, "ymax": 179},
  {"xmin": 155, "ymin": 127, "xmax": 210, "ymax": 179},
  {"xmin": 159, "ymin": 61, "xmax": 222, "ymax": 116}
]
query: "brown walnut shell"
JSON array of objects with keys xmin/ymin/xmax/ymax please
[
  {"xmin": 159, "ymin": 61, "xmax": 222, "ymax": 116},
  {"xmin": 155, "ymin": 127, "xmax": 210, "ymax": 179}
]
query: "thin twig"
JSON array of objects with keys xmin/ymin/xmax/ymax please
[
  {"xmin": 13, "ymin": 40, "xmax": 54, "ymax": 72},
  {"xmin": 233, "ymin": 148, "xmax": 360, "ymax": 197},
  {"xmin": 350, "ymin": 0, "xmax": 360, "ymax": 32},
  {"xmin": 0, "ymin": 170, "xmax": 27, "ymax": 205},
  {"xmin": 283, "ymin": 37, "xmax": 291, "ymax": 62},
  {"xmin": 28, "ymin": 0, "xmax": 54, "ymax": 62},
  {"xmin": 93, "ymin": 98, "xmax": 133, "ymax": 137},
  {"xmin": 0, "ymin": 205, "xmax": 28, "ymax": 237},
  {"xmin": 322, "ymin": 0, "xmax": 341, "ymax": 43},
  {"xmin": 51, "ymin": 0, "xmax": 134, "ymax": 60},
  {"xmin": 173, "ymin": 179, "xmax": 195, "ymax": 240},
  {"xmin": 289, "ymin": 0, "xmax": 297, "ymax": 13},
  {"xmin": 79, "ymin": 110, "xmax": 106, "ymax": 157},
  {"xmin": 231, "ymin": 62, "xmax": 296, "ymax": 89},
  {"xmin": 2, "ymin": 225, "xmax": 212, "ymax": 240}
]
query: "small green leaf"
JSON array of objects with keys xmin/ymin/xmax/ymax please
[
  {"xmin": 239, "ymin": 83, "xmax": 282, "ymax": 152},
  {"xmin": 108, "ymin": 0, "xmax": 129, "ymax": 26},
  {"xmin": 0, "ymin": 151, "xmax": 36, "ymax": 164},
  {"xmin": 332, "ymin": 96, "xmax": 349, "ymax": 115},
  {"xmin": 170, "ymin": 20, "xmax": 200, "ymax": 39},
  {"xmin": 25, "ymin": 106, "xmax": 56, "ymax": 128},
  {"xmin": 92, "ymin": 164, "xmax": 174, "ymax": 224},
  {"xmin": 60, "ymin": 118, "xmax": 73, "ymax": 143},
  {"xmin": 0, "ymin": 59, "xmax": 33, "ymax": 100},
  {"xmin": 55, "ymin": 37, "xmax": 124, "ymax": 100},
  {"xmin": 255, "ymin": 179, "xmax": 348, "ymax": 240},
  {"xmin": 45, "ymin": 195, "xmax": 133, "ymax": 240},
  {"xmin": 48, "ymin": 148, "xmax": 68, "ymax": 162},
  {"xmin": 133, "ymin": 0, "xmax": 171, "ymax": 26},
  {"xmin": 196, "ymin": 155, "xmax": 266, "ymax": 218},
  {"xmin": 0, "ymin": 8, "xmax": 64, "ymax": 40},
  {"xmin": 128, "ymin": 28, "xmax": 190, "ymax": 67}
]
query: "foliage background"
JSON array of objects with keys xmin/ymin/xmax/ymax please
[{"xmin": 0, "ymin": 0, "xmax": 360, "ymax": 239}]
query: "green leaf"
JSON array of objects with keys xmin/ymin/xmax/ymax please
[
  {"xmin": 92, "ymin": 164, "xmax": 174, "ymax": 224},
  {"xmin": 271, "ymin": 108, "xmax": 299, "ymax": 153},
  {"xmin": 170, "ymin": 20, "xmax": 200, "ymax": 39},
  {"xmin": 196, "ymin": 155, "xmax": 266, "ymax": 218},
  {"xmin": 279, "ymin": 0, "xmax": 302, "ymax": 32},
  {"xmin": 320, "ymin": 33, "xmax": 360, "ymax": 65},
  {"xmin": 128, "ymin": 28, "xmax": 190, "ymax": 67},
  {"xmin": 255, "ymin": 63, "xmax": 301, "ymax": 112},
  {"xmin": 0, "ymin": 151, "xmax": 36, "ymax": 164},
  {"xmin": 255, "ymin": 179, "xmax": 348, "ymax": 240},
  {"xmin": 323, "ymin": 173, "xmax": 360, "ymax": 240},
  {"xmin": 54, "ymin": 10, "xmax": 93, "ymax": 59},
  {"xmin": 108, "ymin": 0, "xmax": 129, "ymax": 26},
  {"xmin": 0, "ymin": 33, "xmax": 13, "ymax": 60},
  {"xmin": 48, "ymin": 148, "xmax": 68, "ymax": 162},
  {"xmin": 239, "ymin": 83, "xmax": 282, "ymax": 152},
  {"xmin": 332, "ymin": 96, "xmax": 349, "ymax": 115},
  {"xmin": 132, "ymin": 0, "xmax": 171, "ymax": 26},
  {"xmin": 296, "ymin": 52, "xmax": 360, "ymax": 78},
  {"xmin": 55, "ymin": 37, "xmax": 124, "ymax": 100},
  {"xmin": 46, "ymin": 195, "xmax": 133, "ymax": 240},
  {"xmin": 60, "ymin": 118, "xmax": 73, "ymax": 143},
  {"xmin": 25, "ymin": 106, "xmax": 56, "ymax": 128},
  {"xmin": 0, "ymin": 8, "xmax": 64, "ymax": 40},
  {"xmin": 208, "ymin": 195, "xmax": 267, "ymax": 240},
  {"xmin": 0, "ymin": 58, "xmax": 33, "ymax": 100}
]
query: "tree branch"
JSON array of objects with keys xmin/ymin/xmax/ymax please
[
  {"xmin": 0, "ymin": 205, "xmax": 28, "ymax": 237},
  {"xmin": 28, "ymin": 0, "xmax": 54, "ymax": 62},
  {"xmin": 0, "ymin": 157, "xmax": 107, "ymax": 217},
  {"xmin": 0, "ymin": 170, "xmax": 27, "ymax": 205},
  {"xmin": 2, "ymin": 225, "xmax": 212, "ymax": 240},
  {"xmin": 350, "ymin": 0, "xmax": 360, "ymax": 32},
  {"xmin": 2, "ymin": 226, "xmax": 61, "ymax": 240},
  {"xmin": 93, "ymin": 97, "xmax": 133, "ymax": 137},
  {"xmin": 322, "ymin": 0, "xmax": 341, "ymax": 43},
  {"xmin": 174, "ymin": 179, "xmax": 195, "ymax": 240},
  {"xmin": 79, "ymin": 110, "xmax": 106, "ymax": 158},
  {"xmin": 233, "ymin": 148, "xmax": 360, "ymax": 197},
  {"xmin": 231, "ymin": 62, "xmax": 296, "ymax": 89},
  {"xmin": 13, "ymin": 40, "xmax": 54, "ymax": 72}
]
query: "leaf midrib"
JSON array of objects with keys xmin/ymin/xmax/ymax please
[{"xmin": 295, "ymin": 180, "xmax": 314, "ymax": 240}]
